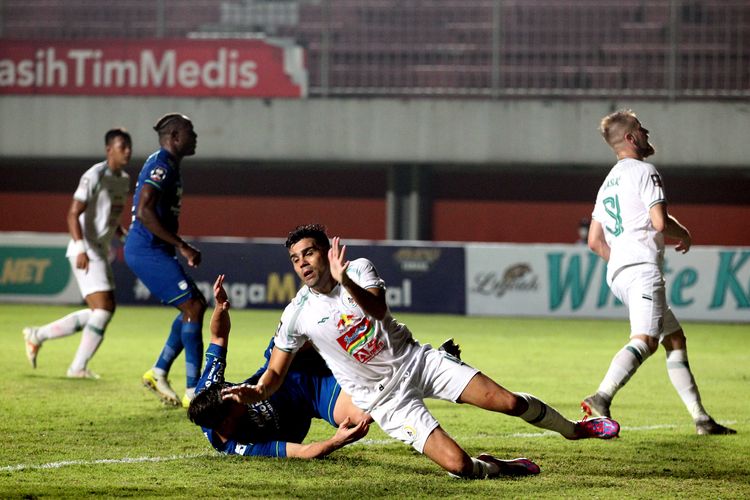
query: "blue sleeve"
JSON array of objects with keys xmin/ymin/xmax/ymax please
[
  {"xmin": 143, "ymin": 160, "xmax": 173, "ymax": 192},
  {"xmin": 196, "ymin": 343, "xmax": 227, "ymax": 395},
  {"xmin": 202, "ymin": 428, "xmax": 288, "ymax": 457}
]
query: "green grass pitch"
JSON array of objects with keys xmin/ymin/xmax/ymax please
[{"xmin": 1, "ymin": 303, "xmax": 748, "ymax": 498}]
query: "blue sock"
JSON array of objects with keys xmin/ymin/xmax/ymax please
[
  {"xmin": 181, "ymin": 321, "xmax": 203, "ymax": 389},
  {"xmin": 155, "ymin": 314, "xmax": 184, "ymax": 373}
]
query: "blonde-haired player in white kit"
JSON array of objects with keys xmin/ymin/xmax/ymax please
[
  {"xmin": 23, "ymin": 128, "xmax": 132, "ymax": 379},
  {"xmin": 222, "ymin": 224, "xmax": 620, "ymax": 479},
  {"xmin": 581, "ymin": 110, "xmax": 736, "ymax": 435}
]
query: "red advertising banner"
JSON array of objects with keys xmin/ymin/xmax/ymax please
[{"xmin": 0, "ymin": 39, "xmax": 307, "ymax": 97}]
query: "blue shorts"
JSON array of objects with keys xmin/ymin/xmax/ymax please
[
  {"xmin": 124, "ymin": 245, "xmax": 199, "ymax": 306},
  {"xmin": 305, "ymin": 371, "xmax": 341, "ymax": 426}
]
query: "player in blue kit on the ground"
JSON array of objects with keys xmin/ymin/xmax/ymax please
[
  {"xmin": 188, "ymin": 275, "xmax": 371, "ymax": 458},
  {"xmin": 124, "ymin": 113, "xmax": 206, "ymax": 408}
]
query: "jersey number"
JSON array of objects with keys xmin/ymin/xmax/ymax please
[{"xmin": 603, "ymin": 195, "xmax": 623, "ymax": 237}]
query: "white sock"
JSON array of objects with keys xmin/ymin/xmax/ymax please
[
  {"xmin": 36, "ymin": 309, "xmax": 91, "ymax": 341},
  {"xmin": 666, "ymin": 349, "xmax": 709, "ymax": 422},
  {"xmin": 517, "ymin": 392, "xmax": 576, "ymax": 438},
  {"xmin": 69, "ymin": 309, "xmax": 111, "ymax": 371},
  {"xmin": 597, "ymin": 338, "xmax": 652, "ymax": 399}
]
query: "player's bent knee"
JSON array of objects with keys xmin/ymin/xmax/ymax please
[{"xmin": 182, "ymin": 297, "xmax": 207, "ymax": 321}]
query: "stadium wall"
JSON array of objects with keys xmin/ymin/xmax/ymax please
[
  {"xmin": 1, "ymin": 164, "xmax": 748, "ymax": 245},
  {"xmin": 1, "ymin": 97, "xmax": 749, "ymax": 167},
  {"xmin": 1, "ymin": 98, "xmax": 748, "ymax": 244}
]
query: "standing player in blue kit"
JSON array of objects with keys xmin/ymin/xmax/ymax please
[{"xmin": 124, "ymin": 113, "xmax": 206, "ymax": 408}]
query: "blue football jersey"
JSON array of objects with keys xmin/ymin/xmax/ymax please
[
  {"xmin": 195, "ymin": 341, "xmax": 339, "ymax": 458},
  {"xmin": 127, "ymin": 148, "xmax": 182, "ymax": 250}
]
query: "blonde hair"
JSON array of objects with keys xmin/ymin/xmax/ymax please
[{"xmin": 599, "ymin": 109, "xmax": 639, "ymax": 147}]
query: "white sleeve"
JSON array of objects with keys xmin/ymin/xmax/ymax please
[
  {"xmin": 638, "ymin": 163, "xmax": 666, "ymax": 209},
  {"xmin": 591, "ymin": 188, "xmax": 606, "ymax": 223},
  {"xmin": 347, "ymin": 258, "xmax": 386, "ymax": 290},
  {"xmin": 273, "ymin": 300, "xmax": 308, "ymax": 353},
  {"xmin": 72, "ymin": 171, "xmax": 92, "ymax": 203}
]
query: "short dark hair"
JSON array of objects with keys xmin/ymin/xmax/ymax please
[
  {"xmin": 187, "ymin": 382, "xmax": 233, "ymax": 429},
  {"xmin": 285, "ymin": 224, "xmax": 331, "ymax": 250},
  {"xmin": 104, "ymin": 128, "xmax": 131, "ymax": 146},
  {"xmin": 153, "ymin": 113, "xmax": 190, "ymax": 138}
]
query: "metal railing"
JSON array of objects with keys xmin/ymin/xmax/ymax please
[{"xmin": 1, "ymin": 0, "xmax": 747, "ymax": 98}]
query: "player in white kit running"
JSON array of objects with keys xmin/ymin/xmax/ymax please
[
  {"xmin": 222, "ymin": 224, "xmax": 620, "ymax": 479},
  {"xmin": 23, "ymin": 128, "xmax": 132, "ymax": 379},
  {"xmin": 581, "ymin": 109, "xmax": 736, "ymax": 436}
]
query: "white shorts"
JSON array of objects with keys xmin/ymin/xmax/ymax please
[
  {"xmin": 70, "ymin": 255, "xmax": 115, "ymax": 298},
  {"xmin": 368, "ymin": 345, "xmax": 479, "ymax": 453},
  {"xmin": 610, "ymin": 263, "xmax": 681, "ymax": 339}
]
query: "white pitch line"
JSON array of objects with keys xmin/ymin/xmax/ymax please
[
  {"xmin": 2, "ymin": 421, "xmax": 739, "ymax": 472},
  {"xmin": 0, "ymin": 453, "xmax": 211, "ymax": 473}
]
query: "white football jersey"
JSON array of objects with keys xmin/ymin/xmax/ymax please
[
  {"xmin": 592, "ymin": 157, "xmax": 666, "ymax": 283},
  {"xmin": 66, "ymin": 161, "xmax": 130, "ymax": 259},
  {"xmin": 275, "ymin": 258, "xmax": 418, "ymax": 410}
]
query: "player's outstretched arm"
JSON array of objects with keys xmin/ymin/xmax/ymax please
[
  {"xmin": 285, "ymin": 417, "xmax": 370, "ymax": 459},
  {"xmin": 210, "ymin": 274, "xmax": 231, "ymax": 348},
  {"xmin": 221, "ymin": 348, "xmax": 295, "ymax": 405},
  {"xmin": 328, "ymin": 236, "xmax": 387, "ymax": 320}
]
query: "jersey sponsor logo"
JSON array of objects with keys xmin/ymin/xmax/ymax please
[
  {"xmin": 651, "ymin": 174, "xmax": 663, "ymax": 187},
  {"xmin": 247, "ymin": 400, "xmax": 280, "ymax": 430},
  {"xmin": 344, "ymin": 294, "xmax": 357, "ymax": 309},
  {"xmin": 403, "ymin": 425, "xmax": 418, "ymax": 442},
  {"xmin": 337, "ymin": 314, "xmax": 355, "ymax": 329},
  {"xmin": 336, "ymin": 316, "xmax": 384, "ymax": 363},
  {"xmin": 149, "ymin": 166, "xmax": 167, "ymax": 182}
]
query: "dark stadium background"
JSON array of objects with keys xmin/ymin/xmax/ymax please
[{"xmin": 1, "ymin": 0, "xmax": 748, "ymax": 245}]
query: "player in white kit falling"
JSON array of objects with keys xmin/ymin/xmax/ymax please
[
  {"xmin": 581, "ymin": 110, "xmax": 736, "ymax": 435},
  {"xmin": 222, "ymin": 224, "xmax": 620, "ymax": 479},
  {"xmin": 23, "ymin": 128, "xmax": 132, "ymax": 379}
]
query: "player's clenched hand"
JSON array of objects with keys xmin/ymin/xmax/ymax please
[
  {"xmin": 179, "ymin": 242, "xmax": 202, "ymax": 267},
  {"xmin": 76, "ymin": 252, "xmax": 90, "ymax": 273},
  {"xmin": 328, "ymin": 236, "xmax": 350, "ymax": 285},
  {"xmin": 675, "ymin": 234, "xmax": 692, "ymax": 254},
  {"xmin": 221, "ymin": 383, "xmax": 266, "ymax": 404},
  {"xmin": 213, "ymin": 274, "xmax": 229, "ymax": 310},
  {"xmin": 332, "ymin": 417, "xmax": 370, "ymax": 447}
]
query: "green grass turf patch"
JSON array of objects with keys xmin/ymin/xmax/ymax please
[{"xmin": 0, "ymin": 304, "xmax": 748, "ymax": 498}]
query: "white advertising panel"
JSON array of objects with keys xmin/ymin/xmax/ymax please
[{"xmin": 466, "ymin": 244, "xmax": 750, "ymax": 322}]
